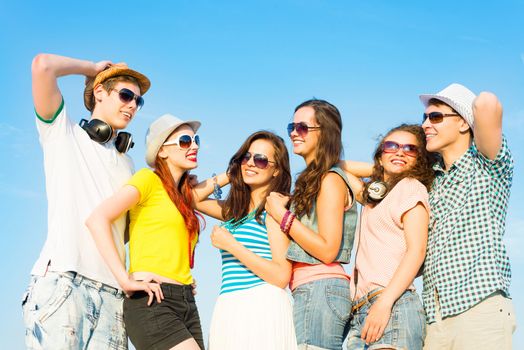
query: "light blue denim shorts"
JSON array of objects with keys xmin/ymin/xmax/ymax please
[
  {"xmin": 22, "ymin": 271, "xmax": 127, "ymax": 350},
  {"xmin": 292, "ymin": 277, "xmax": 352, "ymax": 350},
  {"xmin": 346, "ymin": 289, "xmax": 426, "ymax": 350}
]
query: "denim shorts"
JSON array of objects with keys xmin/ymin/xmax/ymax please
[
  {"xmin": 346, "ymin": 289, "xmax": 426, "ymax": 350},
  {"xmin": 124, "ymin": 283, "xmax": 204, "ymax": 350},
  {"xmin": 21, "ymin": 271, "xmax": 127, "ymax": 350},
  {"xmin": 292, "ymin": 277, "xmax": 352, "ymax": 350}
]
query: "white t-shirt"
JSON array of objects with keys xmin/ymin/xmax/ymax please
[{"xmin": 31, "ymin": 101, "xmax": 134, "ymax": 288}]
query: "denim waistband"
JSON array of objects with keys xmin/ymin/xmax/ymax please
[{"xmin": 58, "ymin": 271, "xmax": 124, "ymax": 297}]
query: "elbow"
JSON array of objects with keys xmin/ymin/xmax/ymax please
[
  {"xmin": 32, "ymin": 54, "xmax": 52, "ymax": 74},
  {"xmin": 319, "ymin": 252, "xmax": 337, "ymax": 264},
  {"xmin": 85, "ymin": 213, "xmax": 97, "ymax": 234},
  {"xmin": 273, "ymin": 272, "xmax": 291, "ymax": 289}
]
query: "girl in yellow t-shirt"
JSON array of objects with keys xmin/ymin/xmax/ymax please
[{"xmin": 87, "ymin": 114, "xmax": 204, "ymax": 350}]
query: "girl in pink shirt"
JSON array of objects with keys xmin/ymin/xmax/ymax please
[{"xmin": 342, "ymin": 124, "xmax": 435, "ymax": 350}]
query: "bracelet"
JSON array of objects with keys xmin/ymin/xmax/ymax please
[
  {"xmin": 280, "ymin": 210, "xmax": 296, "ymax": 234},
  {"xmin": 283, "ymin": 212, "xmax": 296, "ymax": 234},
  {"xmin": 280, "ymin": 210, "xmax": 291, "ymax": 232},
  {"xmin": 212, "ymin": 173, "xmax": 222, "ymax": 200}
]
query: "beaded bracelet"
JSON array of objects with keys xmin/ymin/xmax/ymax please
[
  {"xmin": 280, "ymin": 210, "xmax": 291, "ymax": 232},
  {"xmin": 283, "ymin": 212, "xmax": 296, "ymax": 234},
  {"xmin": 280, "ymin": 210, "xmax": 296, "ymax": 234},
  {"xmin": 212, "ymin": 173, "xmax": 222, "ymax": 200}
]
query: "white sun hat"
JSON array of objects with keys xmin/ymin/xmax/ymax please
[
  {"xmin": 145, "ymin": 114, "xmax": 201, "ymax": 167},
  {"xmin": 419, "ymin": 83, "xmax": 477, "ymax": 129}
]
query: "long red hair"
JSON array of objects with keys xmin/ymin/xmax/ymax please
[{"xmin": 154, "ymin": 157, "xmax": 203, "ymax": 242}]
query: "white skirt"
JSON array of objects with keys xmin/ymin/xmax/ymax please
[{"xmin": 208, "ymin": 283, "xmax": 298, "ymax": 350}]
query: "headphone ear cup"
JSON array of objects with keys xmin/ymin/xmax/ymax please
[
  {"xmin": 368, "ymin": 181, "xmax": 388, "ymax": 201},
  {"xmin": 115, "ymin": 132, "xmax": 134, "ymax": 153},
  {"xmin": 80, "ymin": 119, "xmax": 113, "ymax": 144}
]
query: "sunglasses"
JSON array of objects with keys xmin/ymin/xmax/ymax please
[
  {"xmin": 422, "ymin": 111, "xmax": 460, "ymax": 124},
  {"xmin": 240, "ymin": 152, "xmax": 275, "ymax": 169},
  {"xmin": 112, "ymin": 88, "xmax": 145, "ymax": 110},
  {"xmin": 163, "ymin": 134, "xmax": 200, "ymax": 149},
  {"xmin": 287, "ymin": 122, "xmax": 321, "ymax": 137},
  {"xmin": 382, "ymin": 141, "xmax": 418, "ymax": 157}
]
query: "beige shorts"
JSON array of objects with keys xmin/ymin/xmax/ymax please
[{"xmin": 424, "ymin": 292, "xmax": 516, "ymax": 350}]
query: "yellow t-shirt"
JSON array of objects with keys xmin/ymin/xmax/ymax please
[{"xmin": 126, "ymin": 168, "xmax": 197, "ymax": 284}]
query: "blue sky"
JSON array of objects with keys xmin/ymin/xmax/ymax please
[{"xmin": 1, "ymin": 1, "xmax": 523, "ymax": 348}]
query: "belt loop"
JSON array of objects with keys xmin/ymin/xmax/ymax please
[{"xmin": 72, "ymin": 271, "xmax": 83, "ymax": 286}]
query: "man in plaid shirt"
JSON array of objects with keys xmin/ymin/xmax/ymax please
[{"xmin": 419, "ymin": 83, "xmax": 516, "ymax": 349}]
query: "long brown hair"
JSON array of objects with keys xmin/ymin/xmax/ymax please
[
  {"xmin": 362, "ymin": 124, "xmax": 437, "ymax": 205},
  {"xmin": 222, "ymin": 131, "xmax": 291, "ymax": 225},
  {"xmin": 290, "ymin": 99, "xmax": 343, "ymax": 218},
  {"xmin": 154, "ymin": 144, "xmax": 203, "ymax": 242}
]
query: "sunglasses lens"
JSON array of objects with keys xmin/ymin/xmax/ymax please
[
  {"xmin": 287, "ymin": 123, "xmax": 295, "ymax": 136},
  {"xmin": 118, "ymin": 89, "xmax": 134, "ymax": 103},
  {"xmin": 118, "ymin": 88, "xmax": 144, "ymax": 109},
  {"xmin": 136, "ymin": 96, "xmax": 144, "ymax": 109},
  {"xmin": 383, "ymin": 141, "xmax": 398, "ymax": 153},
  {"xmin": 403, "ymin": 145, "xmax": 418, "ymax": 156},
  {"xmin": 194, "ymin": 135, "xmax": 200, "ymax": 146},
  {"xmin": 241, "ymin": 152, "xmax": 251, "ymax": 165},
  {"xmin": 178, "ymin": 135, "xmax": 192, "ymax": 149},
  {"xmin": 287, "ymin": 122, "xmax": 309, "ymax": 137},
  {"xmin": 253, "ymin": 154, "xmax": 269, "ymax": 169},
  {"xmin": 423, "ymin": 112, "xmax": 444, "ymax": 123},
  {"xmin": 296, "ymin": 122, "xmax": 309, "ymax": 137}
]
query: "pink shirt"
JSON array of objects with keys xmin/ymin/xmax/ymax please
[
  {"xmin": 352, "ymin": 178, "xmax": 429, "ymax": 299},
  {"xmin": 290, "ymin": 262, "xmax": 350, "ymax": 291}
]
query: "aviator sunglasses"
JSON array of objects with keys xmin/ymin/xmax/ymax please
[
  {"xmin": 111, "ymin": 88, "xmax": 145, "ymax": 110},
  {"xmin": 240, "ymin": 152, "xmax": 275, "ymax": 169},
  {"xmin": 163, "ymin": 134, "xmax": 200, "ymax": 149},
  {"xmin": 422, "ymin": 111, "xmax": 460, "ymax": 124},
  {"xmin": 287, "ymin": 122, "xmax": 321, "ymax": 137},
  {"xmin": 382, "ymin": 141, "xmax": 418, "ymax": 157}
]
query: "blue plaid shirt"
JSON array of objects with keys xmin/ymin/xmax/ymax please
[{"xmin": 423, "ymin": 137, "xmax": 513, "ymax": 323}]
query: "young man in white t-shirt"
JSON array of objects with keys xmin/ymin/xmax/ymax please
[{"xmin": 22, "ymin": 53, "xmax": 150, "ymax": 349}]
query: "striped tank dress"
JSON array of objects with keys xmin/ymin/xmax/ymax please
[{"xmin": 219, "ymin": 212, "xmax": 272, "ymax": 294}]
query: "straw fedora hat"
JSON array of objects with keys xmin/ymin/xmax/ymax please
[
  {"xmin": 83, "ymin": 63, "xmax": 151, "ymax": 112},
  {"xmin": 145, "ymin": 114, "xmax": 201, "ymax": 167}
]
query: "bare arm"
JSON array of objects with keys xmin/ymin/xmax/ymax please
[
  {"xmin": 191, "ymin": 172, "xmax": 229, "ymax": 220},
  {"xmin": 266, "ymin": 173, "xmax": 349, "ymax": 264},
  {"xmin": 210, "ymin": 216, "xmax": 292, "ymax": 288},
  {"xmin": 343, "ymin": 171, "xmax": 365, "ymax": 204},
  {"xmin": 86, "ymin": 185, "xmax": 163, "ymax": 304},
  {"xmin": 473, "ymin": 92, "xmax": 503, "ymax": 160},
  {"xmin": 32, "ymin": 53, "xmax": 111, "ymax": 120},
  {"xmin": 339, "ymin": 160, "xmax": 373, "ymax": 178},
  {"xmin": 361, "ymin": 202, "xmax": 429, "ymax": 343}
]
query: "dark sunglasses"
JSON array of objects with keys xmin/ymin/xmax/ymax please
[
  {"xmin": 163, "ymin": 134, "xmax": 200, "ymax": 149},
  {"xmin": 422, "ymin": 111, "xmax": 460, "ymax": 124},
  {"xmin": 112, "ymin": 88, "xmax": 145, "ymax": 110},
  {"xmin": 240, "ymin": 152, "xmax": 275, "ymax": 169},
  {"xmin": 287, "ymin": 122, "xmax": 321, "ymax": 137},
  {"xmin": 382, "ymin": 141, "xmax": 418, "ymax": 157}
]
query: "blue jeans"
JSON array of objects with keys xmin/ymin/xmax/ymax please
[
  {"xmin": 292, "ymin": 277, "xmax": 352, "ymax": 349},
  {"xmin": 346, "ymin": 289, "xmax": 426, "ymax": 350},
  {"xmin": 22, "ymin": 271, "xmax": 127, "ymax": 349}
]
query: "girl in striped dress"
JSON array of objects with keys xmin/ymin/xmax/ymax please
[{"xmin": 192, "ymin": 131, "xmax": 297, "ymax": 350}]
